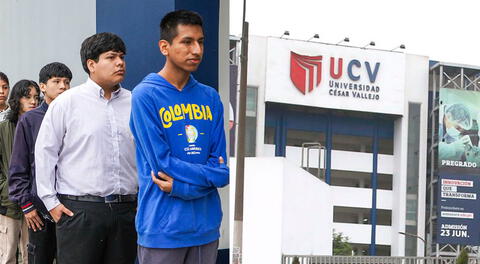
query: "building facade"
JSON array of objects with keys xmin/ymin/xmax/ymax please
[{"xmin": 232, "ymin": 36, "xmax": 429, "ymax": 260}]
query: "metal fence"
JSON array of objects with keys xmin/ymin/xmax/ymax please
[{"xmin": 282, "ymin": 255, "xmax": 480, "ymax": 264}]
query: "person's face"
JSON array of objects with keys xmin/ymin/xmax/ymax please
[
  {"xmin": 87, "ymin": 50, "xmax": 125, "ymax": 88},
  {"xmin": 40, "ymin": 77, "xmax": 71, "ymax": 103},
  {"xmin": 445, "ymin": 114, "xmax": 466, "ymax": 133},
  {"xmin": 19, "ymin": 87, "xmax": 39, "ymax": 114},
  {"xmin": 160, "ymin": 24, "xmax": 204, "ymax": 73},
  {"xmin": 0, "ymin": 79, "xmax": 9, "ymax": 107}
]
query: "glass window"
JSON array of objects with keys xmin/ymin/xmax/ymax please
[
  {"xmin": 246, "ymin": 86, "xmax": 257, "ymax": 117},
  {"xmin": 377, "ymin": 173, "xmax": 393, "ymax": 190},
  {"xmin": 330, "ymin": 170, "xmax": 393, "ymax": 191},
  {"xmin": 376, "ymin": 245, "xmax": 391, "ymax": 256},
  {"xmin": 333, "ymin": 206, "xmax": 391, "ymax": 226},
  {"xmin": 349, "ymin": 244, "xmax": 391, "ymax": 256},
  {"xmin": 350, "ymin": 243, "xmax": 369, "ymax": 256},
  {"xmin": 405, "ymin": 103, "xmax": 420, "ymax": 256},
  {"xmin": 264, "ymin": 126, "xmax": 275, "ymax": 144},
  {"xmin": 378, "ymin": 138, "xmax": 394, "ymax": 155},
  {"xmin": 245, "ymin": 116, "xmax": 256, "ymax": 157},
  {"xmin": 287, "ymin": 129, "xmax": 326, "ymax": 147},
  {"xmin": 333, "ymin": 206, "xmax": 370, "ymax": 224},
  {"xmin": 332, "ymin": 134, "xmax": 373, "ymax": 153},
  {"xmin": 376, "ymin": 208, "xmax": 392, "ymax": 226},
  {"xmin": 244, "ymin": 86, "xmax": 258, "ymax": 157}
]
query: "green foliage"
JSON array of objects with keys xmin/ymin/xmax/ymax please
[
  {"xmin": 333, "ymin": 230, "xmax": 353, "ymax": 256},
  {"xmin": 292, "ymin": 256, "xmax": 300, "ymax": 264},
  {"xmin": 456, "ymin": 248, "xmax": 469, "ymax": 264}
]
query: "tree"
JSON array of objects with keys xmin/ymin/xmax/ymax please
[
  {"xmin": 456, "ymin": 248, "xmax": 468, "ymax": 264},
  {"xmin": 333, "ymin": 230, "xmax": 353, "ymax": 256}
]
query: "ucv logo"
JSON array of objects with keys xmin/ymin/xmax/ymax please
[{"xmin": 290, "ymin": 52, "xmax": 322, "ymax": 95}]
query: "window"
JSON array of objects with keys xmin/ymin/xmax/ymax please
[
  {"xmin": 405, "ymin": 103, "xmax": 421, "ymax": 256},
  {"xmin": 244, "ymin": 86, "xmax": 258, "ymax": 157},
  {"xmin": 378, "ymin": 138, "xmax": 394, "ymax": 155},
  {"xmin": 332, "ymin": 134, "xmax": 373, "ymax": 153},
  {"xmin": 287, "ymin": 129, "xmax": 326, "ymax": 147},
  {"xmin": 349, "ymin": 243, "xmax": 391, "ymax": 256},
  {"xmin": 264, "ymin": 126, "xmax": 275, "ymax": 144},
  {"xmin": 330, "ymin": 170, "xmax": 392, "ymax": 190},
  {"xmin": 333, "ymin": 206, "xmax": 391, "ymax": 226}
]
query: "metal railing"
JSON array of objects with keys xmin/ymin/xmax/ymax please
[
  {"xmin": 282, "ymin": 255, "xmax": 480, "ymax": 264},
  {"xmin": 301, "ymin": 142, "xmax": 326, "ymax": 180}
]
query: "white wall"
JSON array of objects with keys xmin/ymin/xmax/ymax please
[
  {"xmin": 391, "ymin": 108, "xmax": 407, "ymax": 256},
  {"xmin": 240, "ymin": 157, "xmax": 332, "ymax": 263},
  {"xmin": 247, "ymin": 36, "xmax": 268, "ymax": 157},
  {"xmin": 282, "ymin": 158, "xmax": 332, "ymax": 255},
  {"xmin": 0, "ymin": 0, "xmax": 95, "ymax": 86},
  {"xmin": 331, "ymin": 186, "xmax": 392, "ymax": 210},
  {"xmin": 390, "ymin": 54, "xmax": 429, "ymax": 256}
]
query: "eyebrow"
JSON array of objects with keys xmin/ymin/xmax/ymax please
[
  {"xmin": 106, "ymin": 51, "xmax": 124, "ymax": 55},
  {"xmin": 181, "ymin": 36, "xmax": 204, "ymax": 40}
]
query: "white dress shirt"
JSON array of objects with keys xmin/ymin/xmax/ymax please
[
  {"xmin": 0, "ymin": 107, "xmax": 9, "ymax": 121},
  {"xmin": 35, "ymin": 78, "xmax": 138, "ymax": 211}
]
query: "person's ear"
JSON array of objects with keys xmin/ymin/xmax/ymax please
[
  {"xmin": 87, "ymin": 59, "xmax": 97, "ymax": 74},
  {"xmin": 159, "ymin": 40, "xmax": 169, "ymax": 56},
  {"xmin": 39, "ymin": 83, "xmax": 47, "ymax": 94}
]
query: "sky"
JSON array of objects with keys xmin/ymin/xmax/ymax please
[{"xmin": 230, "ymin": 0, "xmax": 480, "ymax": 67}]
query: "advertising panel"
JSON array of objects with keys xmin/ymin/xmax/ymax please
[
  {"xmin": 437, "ymin": 88, "xmax": 480, "ymax": 245},
  {"xmin": 438, "ymin": 88, "xmax": 480, "ymax": 172},
  {"xmin": 264, "ymin": 37, "xmax": 406, "ymax": 115}
]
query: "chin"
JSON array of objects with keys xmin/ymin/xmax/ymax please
[
  {"xmin": 184, "ymin": 66, "xmax": 199, "ymax": 73},
  {"xmin": 111, "ymin": 77, "xmax": 124, "ymax": 86}
]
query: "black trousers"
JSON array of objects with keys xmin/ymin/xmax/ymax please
[
  {"xmin": 56, "ymin": 198, "xmax": 137, "ymax": 264},
  {"xmin": 28, "ymin": 216, "xmax": 56, "ymax": 264}
]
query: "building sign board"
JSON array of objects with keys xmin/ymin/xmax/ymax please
[{"xmin": 265, "ymin": 37, "xmax": 406, "ymax": 115}]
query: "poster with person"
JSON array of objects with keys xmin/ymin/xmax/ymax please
[{"xmin": 439, "ymin": 88, "xmax": 480, "ymax": 172}]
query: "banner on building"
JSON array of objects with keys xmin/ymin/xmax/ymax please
[
  {"xmin": 438, "ymin": 88, "xmax": 480, "ymax": 173},
  {"xmin": 264, "ymin": 37, "xmax": 406, "ymax": 116},
  {"xmin": 437, "ymin": 88, "xmax": 480, "ymax": 245},
  {"xmin": 437, "ymin": 173, "xmax": 480, "ymax": 245}
]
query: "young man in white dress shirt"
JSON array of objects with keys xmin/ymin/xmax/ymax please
[{"xmin": 35, "ymin": 32, "xmax": 138, "ymax": 264}]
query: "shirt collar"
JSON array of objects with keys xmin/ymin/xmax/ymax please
[
  {"xmin": 40, "ymin": 101, "xmax": 49, "ymax": 112},
  {"xmin": 0, "ymin": 106, "xmax": 9, "ymax": 113},
  {"xmin": 86, "ymin": 78, "xmax": 122, "ymax": 99}
]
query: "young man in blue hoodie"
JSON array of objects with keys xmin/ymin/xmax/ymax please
[{"xmin": 130, "ymin": 10, "xmax": 229, "ymax": 264}]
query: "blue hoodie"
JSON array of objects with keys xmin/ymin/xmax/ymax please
[{"xmin": 130, "ymin": 73, "xmax": 229, "ymax": 248}]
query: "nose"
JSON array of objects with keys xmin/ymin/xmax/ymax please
[
  {"xmin": 191, "ymin": 41, "xmax": 202, "ymax": 55},
  {"xmin": 59, "ymin": 81, "xmax": 66, "ymax": 90},
  {"xmin": 116, "ymin": 56, "xmax": 125, "ymax": 67}
]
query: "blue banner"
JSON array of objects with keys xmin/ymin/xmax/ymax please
[
  {"xmin": 437, "ymin": 172, "xmax": 480, "ymax": 245},
  {"xmin": 437, "ymin": 88, "xmax": 480, "ymax": 245}
]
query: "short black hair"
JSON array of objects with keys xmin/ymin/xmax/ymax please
[
  {"xmin": 39, "ymin": 62, "xmax": 73, "ymax": 84},
  {"xmin": 160, "ymin": 10, "xmax": 203, "ymax": 43},
  {"xmin": 0, "ymin": 72, "xmax": 9, "ymax": 85},
  {"xmin": 80, "ymin": 32, "xmax": 126, "ymax": 74},
  {"xmin": 6, "ymin": 79, "xmax": 40, "ymax": 124}
]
